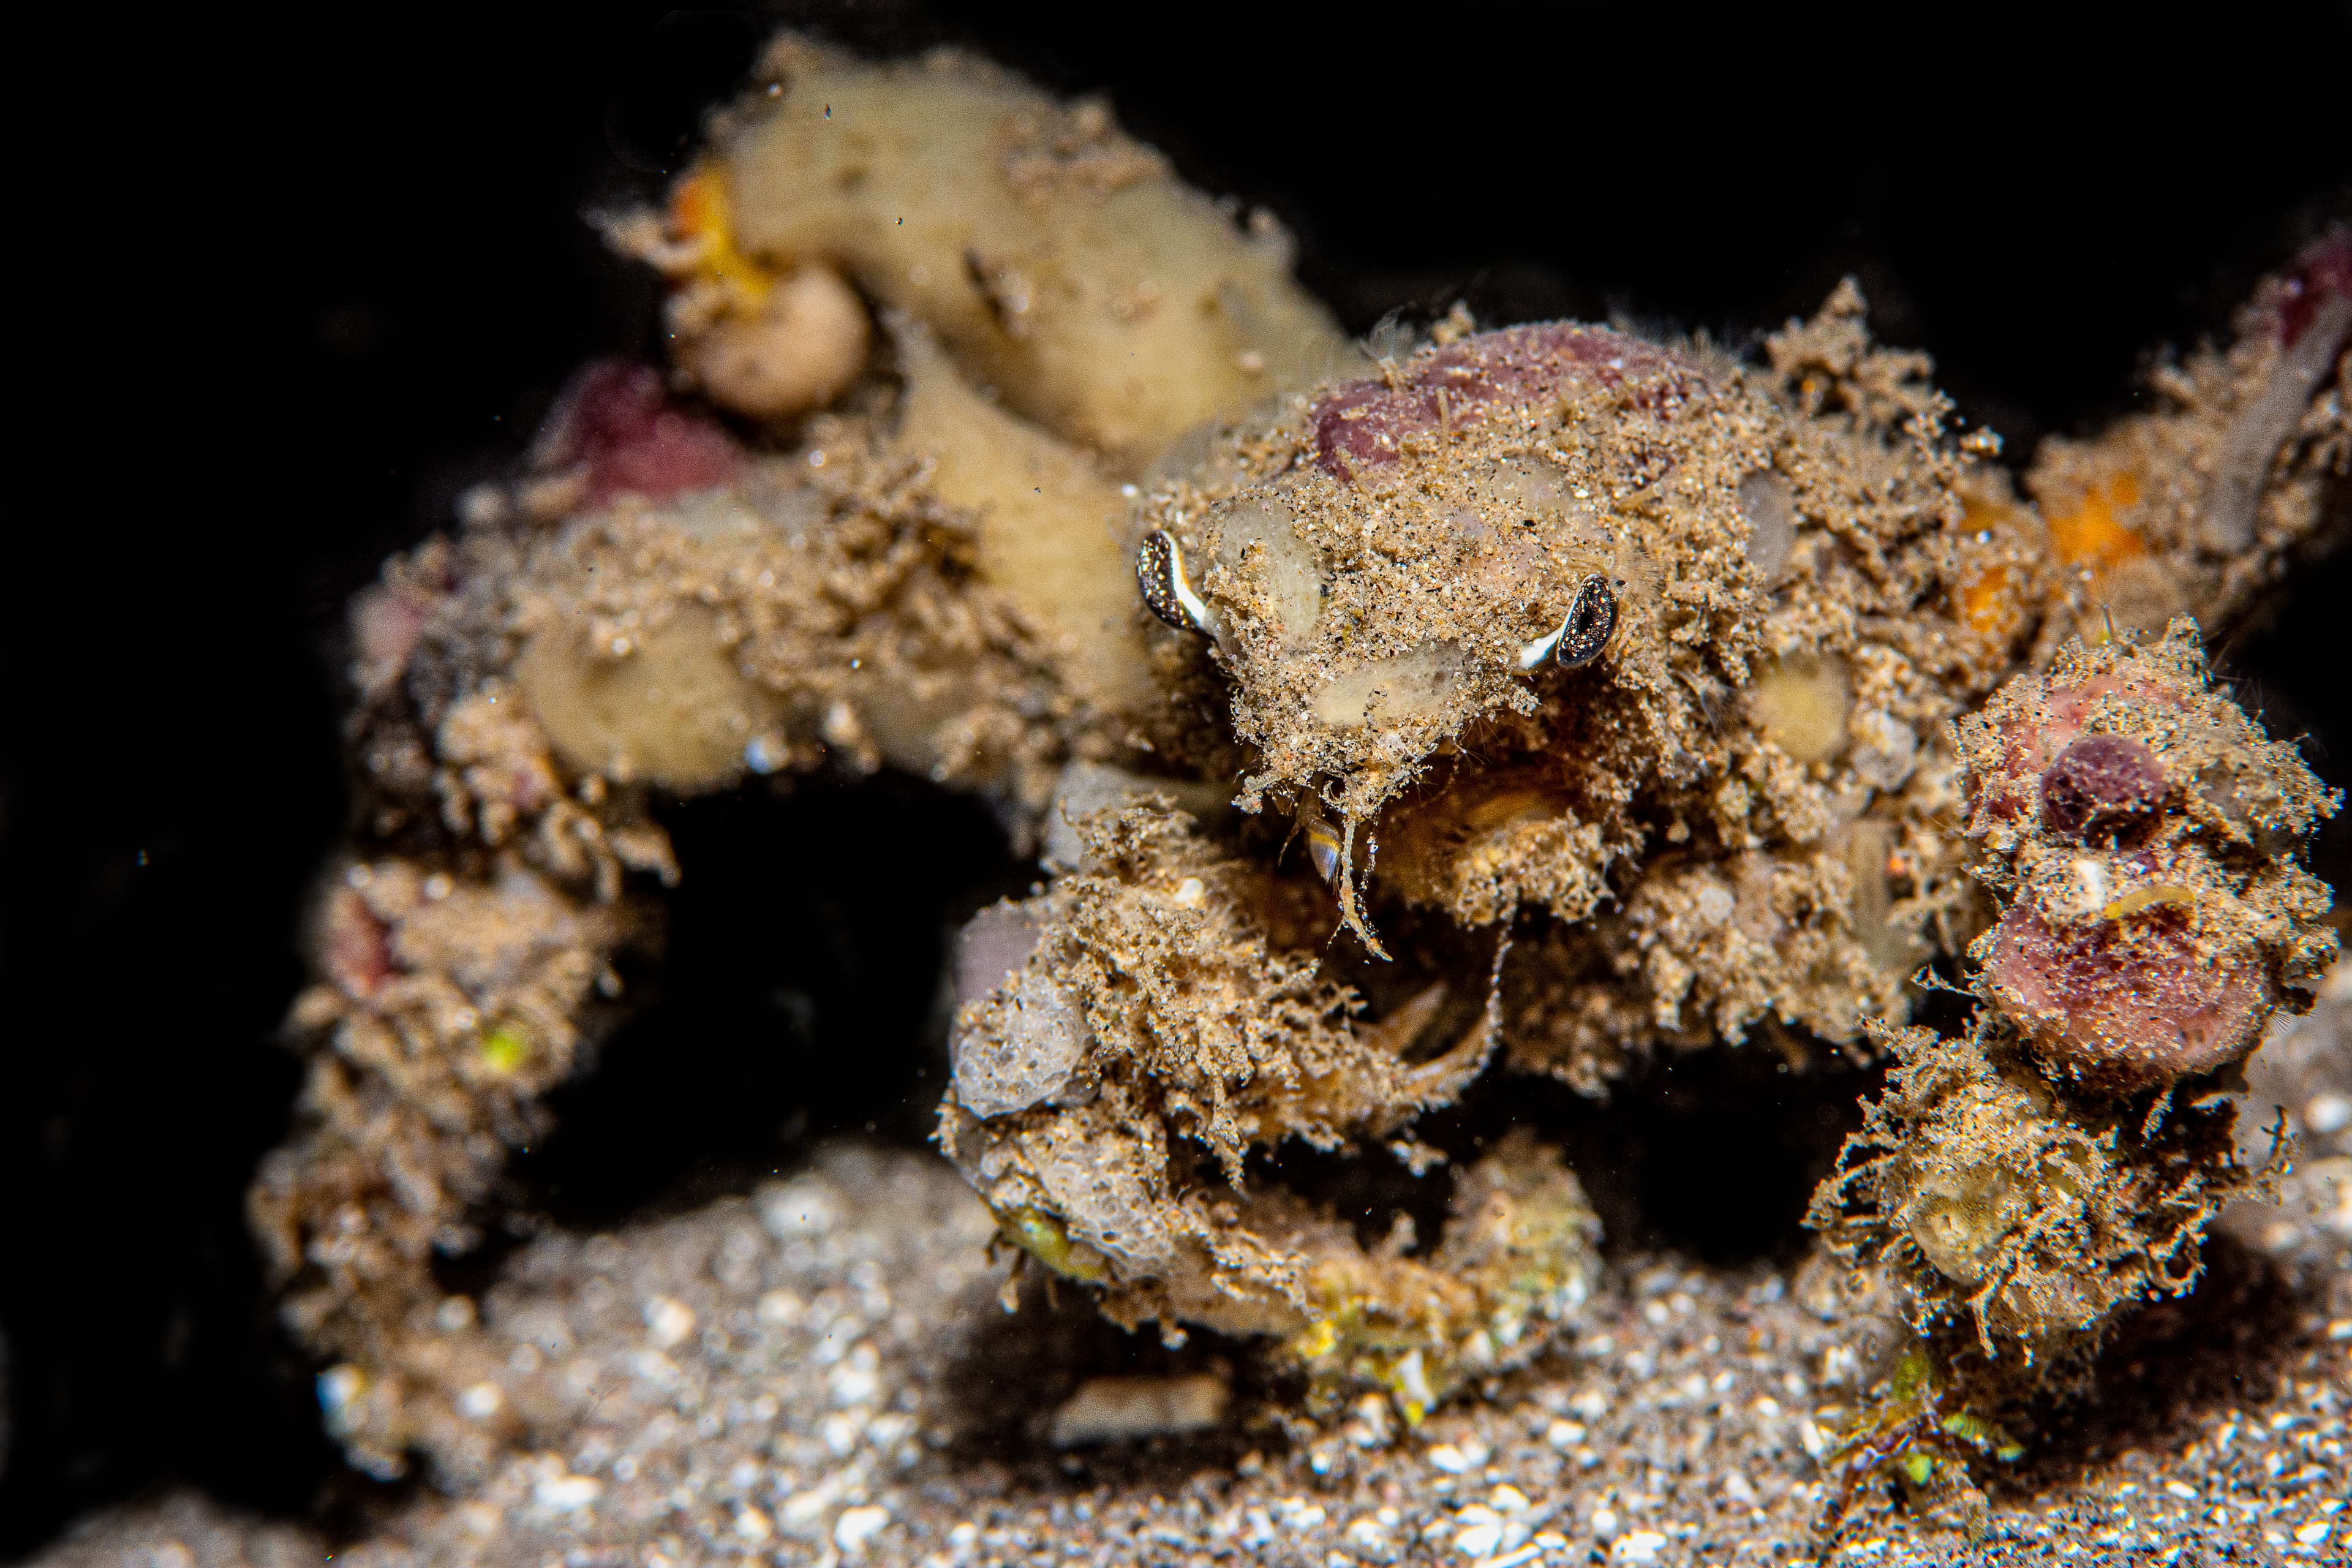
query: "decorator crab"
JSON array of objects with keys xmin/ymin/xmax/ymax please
[{"xmin": 257, "ymin": 31, "xmax": 2348, "ymax": 1496}]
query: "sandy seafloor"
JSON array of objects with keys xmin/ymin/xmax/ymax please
[{"xmin": 33, "ymin": 969, "xmax": 2352, "ymax": 1568}]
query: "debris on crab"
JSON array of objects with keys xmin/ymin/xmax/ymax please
[
  {"xmin": 1956, "ymin": 620, "xmax": 2337, "ymax": 1091},
  {"xmin": 1807, "ymin": 620, "xmax": 2335, "ymax": 1494}
]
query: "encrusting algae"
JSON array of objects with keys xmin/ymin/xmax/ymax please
[{"xmin": 255, "ymin": 27, "xmax": 2351, "ymax": 1506}]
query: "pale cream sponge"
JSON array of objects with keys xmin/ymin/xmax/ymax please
[
  {"xmin": 714, "ymin": 36, "xmax": 1352, "ymax": 471},
  {"xmin": 888, "ymin": 320, "xmax": 1156, "ymax": 715}
]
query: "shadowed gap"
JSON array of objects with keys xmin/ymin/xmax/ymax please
[
  {"xmin": 513, "ymin": 771, "xmax": 1031, "ymax": 1232},
  {"xmin": 1254, "ymin": 1033, "xmax": 1891, "ymax": 1273}
]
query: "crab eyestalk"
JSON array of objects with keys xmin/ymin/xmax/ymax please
[
  {"xmin": 1515, "ymin": 574, "xmax": 1618, "ymax": 671},
  {"xmin": 1136, "ymin": 528, "xmax": 1220, "ymax": 637}
]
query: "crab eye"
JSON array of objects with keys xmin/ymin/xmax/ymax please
[
  {"xmin": 1515, "ymin": 573, "xmax": 1618, "ymax": 671},
  {"xmin": 1553, "ymin": 575, "xmax": 1617, "ymax": 668},
  {"xmin": 1136, "ymin": 529, "xmax": 1218, "ymax": 635}
]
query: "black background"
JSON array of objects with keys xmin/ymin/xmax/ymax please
[{"xmin": 5, "ymin": 1, "xmax": 2350, "ymax": 1554}]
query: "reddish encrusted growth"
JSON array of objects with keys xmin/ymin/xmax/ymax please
[
  {"xmin": 1310, "ymin": 323, "xmax": 1695, "ymax": 478},
  {"xmin": 1955, "ymin": 622, "xmax": 2337, "ymax": 1091},
  {"xmin": 2275, "ymin": 225, "xmax": 2352, "ymax": 352},
  {"xmin": 317, "ymin": 883, "xmax": 394, "ymax": 1000},
  {"xmin": 1963, "ymin": 671, "xmax": 2178, "ymax": 829},
  {"xmin": 2038, "ymin": 733, "xmax": 2168, "ymax": 844},
  {"xmin": 1982, "ymin": 904, "xmax": 2264, "ymax": 1087},
  {"xmin": 533, "ymin": 360, "xmax": 739, "ymax": 504}
]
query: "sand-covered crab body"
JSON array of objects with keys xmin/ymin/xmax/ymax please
[
  {"xmin": 1125, "ymin": 306, "xmax": 2013, "ymax": 1082},
  {"xmin": 1142, "ymin": 325, "xmax": 1743, "ymax": 922}
]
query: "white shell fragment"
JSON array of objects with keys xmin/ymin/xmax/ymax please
[
  {"xmin": 1048, "ymin": 1372, "xmax": 1229, "ymax": 1446},
  {"xmin": 1737, "ymin": 469, "xmax": 1797, "ymax": 583}
]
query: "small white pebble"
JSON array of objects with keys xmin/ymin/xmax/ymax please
[
  {"xmin": 1427, "ymin": 1442, "xmax": 1473, "ymax": 1474},
  {"xmin": 534, "ymin": 1474, "xmax": 600, "ymax": 1512},
  {"xmin": 744, "ymin": 734, "xmax": 789, "ymax": 775},
  {"xmin": 830, "ymin": 1355, "xmax": 880, "ymax": 1407},
  {"xmin": 316, "ymin": 1365, "xmax": 364, "ymax": 1427},
  {"xmin": 1547, "ymin": 1419, "xmax": 1585, "ymax": 1449},
  {"xmin": 834, "ymin": 1504, "xmax": 890, "ymax": 1554},
  {"xmin": 1590, "ymin": 1507, "xmax": 1620, "ymax": 1539},
  {"xmin": 2295, "ymin": 1522, "xmax": 2330, "ymax": 1547},
  {"xmin": 2305, "ymin": 1092, "xmax": 2351, "ymax": 1135},
  {"xmin": 1613, "ymin": 1529, "xmax": 1667, "ymax": 1562},
  {"xmin": 733, "ymin": 1507, "xmax": 772, "ymax": 1544},
  {"xmin": 456, "ymin": 1382, "xmax": 503, "ymax": 1420},
  {"xmin": 760, "ymin": 1183, "xmax": 839, "ymax": 1238},
  {"xmin": 1490, "ymin": 1484, "xmax": 1530, "ymax": 1513},
  {"xmin": 643, "ymin": 1295, "xmax": 695, "ymax": 1349},
  {"xmin": 1453, "ymin": 1520, "xmax": 1504, "ymax": 1557},
  {"xmin": 2166, "ymin": 1481, "xmax": 2199, "ymax": 1499}
]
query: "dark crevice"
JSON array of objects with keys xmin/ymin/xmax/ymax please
[
  {"xmin": 934, "ymin": 1273, "xmax": 1278, "ymax": 1474},
  {"xmin": 511, "ymin": 772, "xmax": 1031, "ymax": 1233},
  {"xmin": 1251, "ymin": 1037, "xmax": 1886, "ymax": 1272}
]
